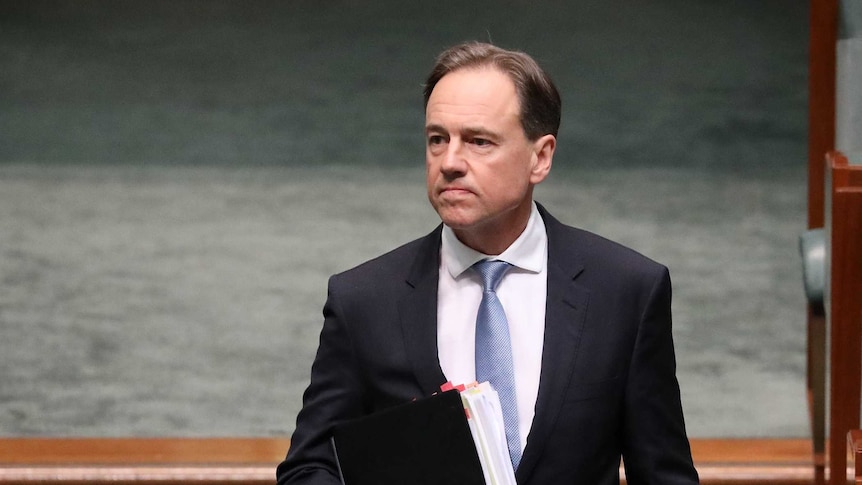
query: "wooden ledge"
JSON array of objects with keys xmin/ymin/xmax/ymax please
[
  {"xmin": 0, "ymin": 438, "xmax": 292, "ymax": 465},
  {"xmin": 689, "ymin": 438, "xmax": 813, "ymax": 485},
  {"xmin": 0, "ymin": 437, "xmax": 814, "ymax": 484},
  {"xmin": 0, "ymin": 439, "xmax": 286, "ymax": 485}
]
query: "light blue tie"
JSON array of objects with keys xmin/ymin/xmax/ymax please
[{"xmin": 473, "ymin": 259, "xmax": 521, "ymax": 470}]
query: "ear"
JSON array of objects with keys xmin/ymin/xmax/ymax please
[{"xmin": 529, "ymin": 134, "xmax": 555, "ymax": 184}]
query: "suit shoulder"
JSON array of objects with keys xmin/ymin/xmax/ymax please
[
  {"xmin": 539, "ymin": 203, "xmax": 666, "ymax": 274},
  {"xmin": 553, "ymin": 222, "xmax": 668, "ymax": 280},
  {"xmin": 576, "ymin": 226, "xmax": 662, "ymax": 265}
]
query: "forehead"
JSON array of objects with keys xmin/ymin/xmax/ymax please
[{"xmin": 426, "ymin": 67, "xmax": 520, "ymax": 121}]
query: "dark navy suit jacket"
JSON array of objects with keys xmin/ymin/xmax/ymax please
[{"xmin": 277, "ymin": 204, "xmax": 699, "ymax": 484}]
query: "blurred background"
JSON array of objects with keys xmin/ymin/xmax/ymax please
[{"xmin": 0, "ymin": 0, "xmax": 809, "ymax": 437}]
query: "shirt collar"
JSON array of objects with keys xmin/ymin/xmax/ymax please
[{"xmin": 441, "ymin": 202, "xmax": 548, "ymax": 278}]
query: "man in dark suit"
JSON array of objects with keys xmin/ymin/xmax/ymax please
[{"xmin": 277, "ymin": 41, "xmax": 699, "ymax": 484}]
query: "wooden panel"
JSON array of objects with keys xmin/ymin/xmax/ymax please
[
  {"xmin": 690, "ymin": 438, "xmax": 813, "ymax": 464},
  {"xmin": 806, "ymin": 3, "xmax": 839, "ymax": 482},
  {"xmin": 0, "ymin": 438, "xmax": 291, "ymax": 465},
  {"xmin": 827, "ymin": 152, "xmax": 862, "ymax": 485},
  {"xmin": 0, "ymin": 466, "xmax": 275, "ymax": 485},
  {"xmin": 0, "ymin": 438, "xmax": 288, "ymax": 485},
  {"xmin": 807, "ymin": 0, "xmax": 838, "ymax": 229},
  {"xmin": 686, "ymin": 439, "xmax": 813, "ymax": 485},
  {"xmin": 0, "ymin": 437, "xmax": 814, "ymax": 484},
  {"xmin": 810, "ymin": 306, "xmax": 828, "ymax": 482},
  {"xmin": 850, "ymin": 430, "xmax": 862, "ymax": 483}
]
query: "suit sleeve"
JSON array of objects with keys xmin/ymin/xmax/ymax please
[
  {"xmin": 276, "ymin": 276, "xmax": 365, "ymax": 485},
  {"xmin": 621, "ymin": 267, "xmax": 700, "ymax": 485}
]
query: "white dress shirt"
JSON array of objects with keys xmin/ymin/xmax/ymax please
[{"xmin": 437, "ymin": 202, "xmax": 548, "ymax": 453}]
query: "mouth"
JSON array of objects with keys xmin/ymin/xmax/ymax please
[{"xmin": 438, "ymin": 186, "xmax": 473, "ymax": 198}]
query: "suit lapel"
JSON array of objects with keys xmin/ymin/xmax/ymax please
[
  {"xmin": 397, "ymin": 226, "xmax": 449, "ymax": 395},
  {"xmin": 517, "ymin": 206, "xmax": 590, "ymax": 483}
]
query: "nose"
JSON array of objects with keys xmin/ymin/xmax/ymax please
[{"xmin": 440, "ymin": 139, "xmax": 467, "ymax": 176}]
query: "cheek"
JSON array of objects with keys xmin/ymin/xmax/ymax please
[
  {"xmin": 425, "ymin": 163, "xmax": 440, "ymax": 200},
  {"xmin": 495, "ymin": 164, "xmax": 531, "ymax": 192},
  {"xmin": 425, "ymin": 151, "xmax": 440, "ymax": 172},
  {"xmin": 482, "ymin": 174, "xmax": 524, "ymax": 207},
  {"xmin": 425, "ymin": 158, "xmax": 436, "ymax": 179},
  {"xmin": 424, "ymin": 157, "xmax": 434, "ymax": 179}
]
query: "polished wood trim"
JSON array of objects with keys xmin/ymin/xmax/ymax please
[
  {"xmin": 807, "ymin": 2, "xmax": 839, "ymax": 481},
  {"xmin": 0, "ymin": 438, "xmax": 286, "ymax": 485},
  {"xmin": 0, "ymin": 437, "xmax": 815, "ymax": 484},
  {"xmin": 807, "ymin": 0, "xmax": 837, "ymax": 230},
  {"xmin": 828, "ymin": 152, "xmax": 862, "ymax": 485},
  {"xmin": 0, "ymin": 438, "xmax": 292, "ymax": 465},
  {"xmin": 0, "ymin": 466, "xmax": 274, "ymax": 485},
  {"xmin": 3, "ymin": 464, "xmax": 814, "ymax": 485},
  {"xmin": 808, "ymin": 306, "xmax": 828, "ymax": 485},
  {"xmin": 684, "ymin": 439, "xmax": 815, "ymax": 485},
  {"xmin": 691, "ymin": 438, "xmax": 813, "ymax": 464},
  {"xmin": 849, "ymin": 430, "xmax": 862, "ymax": 483}
]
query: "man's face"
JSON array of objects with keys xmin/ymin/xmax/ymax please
[{"xmin": 425, "ymin": 67, "xmax": 553, "ymax": 253}]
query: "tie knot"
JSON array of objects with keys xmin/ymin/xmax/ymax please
[{"xmin": 473, "ymin": 260, "xmax": 511, "ymax": 292}]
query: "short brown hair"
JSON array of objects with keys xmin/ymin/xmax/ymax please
[{"xmin": 423, "ymin": 41, "xmax": 561, "ymax": 140}]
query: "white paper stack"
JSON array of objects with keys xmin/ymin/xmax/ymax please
[{"xmin": 457, "ymin": 382, "xmax": 517, "ymax": 485}]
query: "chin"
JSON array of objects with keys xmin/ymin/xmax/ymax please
[
  {"xmin": 433, "ymin": 200, "xmax": 489, "ymax": 229},
  {"xmin": 438, "ymin": 212, "xmax": 480, "ymax": 231}
]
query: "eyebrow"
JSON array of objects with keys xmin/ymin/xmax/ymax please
[
  {"xmin": 424, "ymin": 123, "xmax": 447, "ymax": 135},
  {"xmin": 424, "ymin": 124, "xmax": 500, "ymax": 140}
]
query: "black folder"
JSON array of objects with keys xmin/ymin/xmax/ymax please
[{"xmin": 330, "ymin": 389, "xmax": 486, "ymax": 485}]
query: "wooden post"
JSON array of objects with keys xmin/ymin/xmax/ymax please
[
  {"xmin": 807, "ymin": 0, "xmax": 838, "ymax": 230},
  {"xmin": 849, "ymin": 430, "xmax": 862, "ymax": 483},
  {"xmin": 808, "ymin": 1, "xmax": 838, "ymax": 483},
  {"xmin": 827, "ymin": 152, "xmax": 862, "ymax": 485}
]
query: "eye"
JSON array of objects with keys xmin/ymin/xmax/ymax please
[
  {"xmin": 471, "ymin": 138, "xmax": 492, "ymax": 147},
  {"xmin": 427, "ymin": 135, "xmax": 446, "ymax": 146}
]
